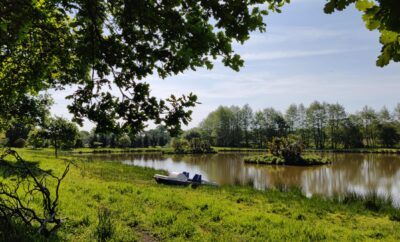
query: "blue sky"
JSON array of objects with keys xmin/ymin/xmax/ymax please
[{"xmin": 51, "ymin": 0, "xmax": 400, "ymax": 131}]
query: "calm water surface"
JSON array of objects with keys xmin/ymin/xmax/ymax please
[{"xmin": 87, "ymin": 152, "xmax": 400, "ymax": 205}]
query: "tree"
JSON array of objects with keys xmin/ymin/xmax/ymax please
[
  {"xmin": 77, "ymin": 130, "xmax": 91, "ymax": 148},
  {"xmin": 262, "ymin": 108, "xmax": 287, "ymax": 140},
  {"xmin": 378, "ymin": 106, "xmax": 392, "ymax": 123},
  {"xmin": 188, "ymin": 138, "xmax": 212, "ymax": 153},
  {"xmin": 326, "ymin": 103, "xmax": 346, "ymax": 149},
  {"xmin": 297, "ymin": 104, "xmax": 310, "ymax": 147},
  {"xmin": 239, "ymin": 104, "xmax": 253, "ymax": 147},
  {"xmin": 0, "ymin": 0, "xmax": 288, "ymax": 135},
  {"xmin": 378, "ymin": 124, "xmax": 399, "ymax": 147},
  {"xmin": 324, "ymin": 0, "xmax": 400, "ymax": 67},
  {"xmin": 252, "ymin": 111, "xmax": 267, "ymax": 148},
  {"xmin": 199, "ymin": 110, "xmax": 218, "ymax": 146},
  {"xmin": 306, "ymin": 101, "xmax": 328, "ymax": 149},
  {"xmin": 5, "ymin": 123, "xmax": 32, "ymax": 147},
  {"xmin": 118, "ymin": 135, "xmax": 131, "ymax": 148},
  {"xmin": 183, "ymin": 129, "xmax": 202, "ymax": 141},
  {"xmin": 43, "ymin": 117, "xmax": 79, "ymax": 157},
  {"xmin": 341, "ymin": 115, "xmax": 364, "ymax": 148},
  {"xmin": 285, "ymin": 104, "xmax": 299, "ymax": 133},
  {"xmin": 394, "ymin": 103, "xmax": 400, "ymax": 122},
  {"xmin": 170, "ymin": 138, "xmax": 189, "ymax": 154},
  {"xmin": 358, "ymin": 106, "xmax": 379, "ymax": 147},
  {"xmin": 199, "ymin": 106, "xmax": 240, "ymax": 147},
  {"xmin": 27, "ymin": 128, "xmax": 47, "ymax": 148}
]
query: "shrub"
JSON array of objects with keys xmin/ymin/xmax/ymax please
[
  {"xmin": 268, "ymin": 136, "xmax": 304, "ymax": 162},
  {"xmin": 188, "ymin": 138, "xmax": 213, "ymax": 153},
  {"xmin": 74, "ymin": 138, "xmax": 84, "ymax": 148},
  {"xmin": 27, "ymin": 129, "xmax": 46, "ymax": 148},
  {"xmin": 95, "ymin": 207, "xmax": 114, "ymax": 242},
  {"xmin": 118, "ymin": 135, "xmax": 131, "ymax": 148},
  {"xmin": 171, "ymin": 138, "xmax": 189, "ymax": 153},
  {"xmin": 13, "ymin": 138, "xmax": 26, "ymax": 148}
]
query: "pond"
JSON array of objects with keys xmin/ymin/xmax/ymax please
[{"xmin": 85, "ymin": 152, "xmax": 400, "ymax": 205}]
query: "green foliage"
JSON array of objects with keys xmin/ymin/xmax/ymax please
[
  {"xmin": 117, "ymin": 135, "xmax": 131, "ymax": 148},
  {"xmin": 197, "ymin": 102, "xmax": 400, "ymax": 150},
  {"xmin": 306, "ymin": 101, "xmax": 328, "ymax": 149},
  {"xmin": 324, "ymin": 0, "xmax": 400, "ymax": 66},
  {"xmin": 244, "ymin": 154, "xmax": 330, "ymax": 166},
  {"xmin": 243, "ymin": 155, "xmax": 285, "ymax": 164},
  {"xmin": 198, "ymin": 105, "xmax": 288, "ymax": 148},
  {"xmin": 183, "ymin": 129, "xmax": 202, "ymax": 141},
  {"xmin": 13, "ymin": 138, "xmax": 26, "ymax": 148},
  {"xmin": 245, "ymin": 136, "xmax": 330, "ymax": 166},
  {"xmin": 5, "ymin": 122, "xmax": 32, "ymax": 147},
  {"xmin": 41, "ymin": 117, "xmax": 79, "ymax": 157},
  {"xmin": 0, "ymin": 0, "xmax": 288, "ymax": 135},
  {"xmin": 27, "ymin": 128, "xmax": 47, "ymax": 148},
  {"xmin": 170, "ymin": 136, "xmax": 212, "ymax": 154},
  {"xmin": 188, "ymin": 138, "xmax": 213, "ymax": 153},
  {"xmin": 95, "ymin": 207, "xmax": 114, "ymax": 242},
  {"xmin": 268, "ymin": 136, "xmax": 304, "ymax": 162},
  {"xmin": 378, "ymin": 124, "xmax": 399, "ymax": 147},
  {"xmin": 129, "ymin": 126, "xmax": 171, "ymax": 148},
  {"xmin": 170, "ymin": 138, "xmax": 189, "ymax": 154}
]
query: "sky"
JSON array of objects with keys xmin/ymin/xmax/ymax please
[{"xmin": 50, "ymin": 0, "xmax": 400, "ymax": 131}]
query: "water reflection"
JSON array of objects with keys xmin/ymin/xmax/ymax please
[{"xmin": 87, "ymin": 152, "xmax": 400, "ymax": 204}]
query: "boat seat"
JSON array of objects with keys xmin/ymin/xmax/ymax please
[{"xmin": 192, "ymin": 174, "xmax": 202, "ymax": 183}]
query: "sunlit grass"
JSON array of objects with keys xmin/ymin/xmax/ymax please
[{"xmin": 3, "ymin": 149, "xmax": 400, "ymax": 241}]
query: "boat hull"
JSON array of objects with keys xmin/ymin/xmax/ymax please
[{"xmin": 154, "ymin": 176, "xmax": 191, "ymax": 186}]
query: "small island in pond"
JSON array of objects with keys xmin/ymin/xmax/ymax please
[
  {"xmin": 244, "ymin": 137, "xmax": 331, "ymax": 166},
  {"xmin": 244, "ymin": 154, "xmax": 331, "ymax": 166}
]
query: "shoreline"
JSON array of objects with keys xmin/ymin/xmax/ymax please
[{"xmin": 17, "ymin": 147, "xmax": 400, "ymax": 156}]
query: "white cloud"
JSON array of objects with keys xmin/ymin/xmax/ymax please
[
  {"xmin": 241, "ymin": 49, "xmax": 353, "ymax": 61},
  {"xmin": 239, "ymin": 26, "xmax": 349, "ymax": 46}
]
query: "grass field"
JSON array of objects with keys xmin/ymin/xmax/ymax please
[{"xmin": 2, "ymin": 148, "xmax": 400, "ymax": 241}]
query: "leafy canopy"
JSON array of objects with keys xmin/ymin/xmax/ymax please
[
  {"xmin": 324, "ymin": 0, "xmax": 400, "ymax": 67},
  {"xmin": 0, "ymin": 0, "xmax": 288, "ymax": 134}
]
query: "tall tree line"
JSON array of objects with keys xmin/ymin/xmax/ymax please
[{"xmin": 195, "ymin": 102, "xmax": 400, "ymax": 149}]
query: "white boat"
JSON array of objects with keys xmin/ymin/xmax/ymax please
[{"xmin": 153, "ymin": 172, "xmax": 191, "ymax": 186}]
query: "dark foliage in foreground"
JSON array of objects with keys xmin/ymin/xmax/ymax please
[{"xmin": 0, "ymin": 149, "xmax": 70, "ymax": 237}]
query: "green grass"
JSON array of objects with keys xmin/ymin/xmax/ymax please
[
  {"xmin": 244, "ymin": 154, "xmax": 331, "ymax": 166},
  {"xmin": 2, "ymin": 148, "xmax": 400, "ymax": 241}
]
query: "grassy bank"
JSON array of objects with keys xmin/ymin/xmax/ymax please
[{"xmin": 3, "ymin": 149, "xmax": 400, "ymax": 241}]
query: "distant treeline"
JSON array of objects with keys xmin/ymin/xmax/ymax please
[
  {"xmin": 191, "ymin": 102, "xmax": 400, "ymax": 149},
  {"xmin": 1, "ymin": 101, "xmax": 400, "ymax": 150},
  {"xmin": 0, "ymin": 121, "xmax": 171, "ymax": 149}
]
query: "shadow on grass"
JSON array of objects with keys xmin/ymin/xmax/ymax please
[
  {"xmin": 0, "ymin": 218, "xmax": 61, "ymax": 242},
  {"xmin": 0, "ymin": 159, "xmax": 54, "ymax": 178},
  {"xmin": 335, "ymin": 192, "xmax": 397, "ymax": 213}
]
